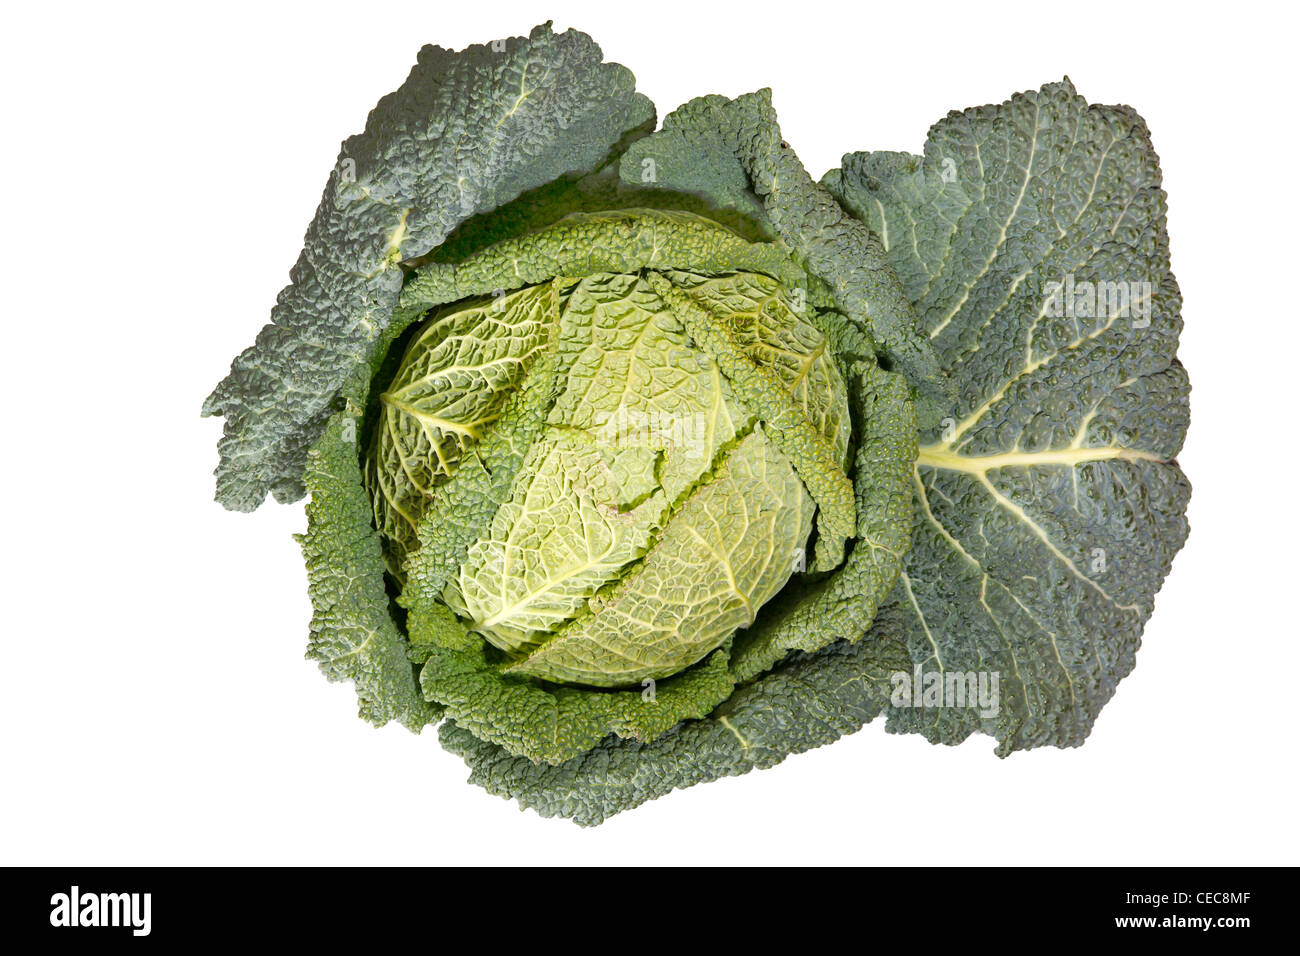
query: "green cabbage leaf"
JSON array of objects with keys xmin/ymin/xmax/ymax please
[
  {"xmin": 203, "ymin": 24, "xmax": 654, "ymax": 512},
  {"xmin": 823, "ymin": 79, "xmax": 1190, "ymax": 752}
]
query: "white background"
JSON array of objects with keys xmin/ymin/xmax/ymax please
[{"xmin": 3, "ymin": 0, "xmax": 1296, "ymax": 865}]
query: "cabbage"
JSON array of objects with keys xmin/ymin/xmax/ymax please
[{"xmin": 204, "ymin": 23, "xmax": 1189, "ymax": 824}]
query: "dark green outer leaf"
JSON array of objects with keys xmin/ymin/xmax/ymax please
[
  {"xmin": 616, "ymin": 94, "xmax": 772, "ymax": 232},
  {"xmin": 204, "ymin": 23, "xmax": 654, "ymax": 512},
  {"xmin": 422, "ymin": 643, "xmax": 736, "ymax": 766},
  {"xmin": 441, "ymin": 632, "xmax": 910, "ymax": 826},
  {"xmin": 296, "ymin": 414, "xmax": 439, "ymax": 731},
  {"xmin": 825, "ymin": 80, "xmax": 1190, "ymax": 753}
]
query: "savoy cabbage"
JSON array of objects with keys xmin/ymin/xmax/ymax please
[{"xmin": 204, "ymin": 22, "xmax": 1189, "ymax": 824}]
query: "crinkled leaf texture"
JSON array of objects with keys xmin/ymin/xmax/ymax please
[
  {"xmin": 441, "ymin": 633, "xmax": 912, "ymax": 827},
  {"xmin": 389, "ymin": 209, "xmax": 914, "ymax": 771},
  {"xmin": 824, "ymin": 79, "xmax": 1190, "ymax": 754},
  {"xmin": 437, "ymin": 80, "xmax": 1188, "ymax": 822},
  {"xmin": 297, "ymin": 414, "xmax": 440, "ymax": 731},
  {"xmin": 203, "ymin": 23, "xmax": 653, "ymax": 512},
  {"xmin": 211, "ymin": 25, "xmax": 1189, "ymax": 825},
  {"xmin": 619, "ymin": 90, "xmax": 950, "ymax": 413}
]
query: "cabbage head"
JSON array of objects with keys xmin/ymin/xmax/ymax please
[{"xmin": 204, "ymin": 23, "xmax": 1190, "ymax": 824}]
